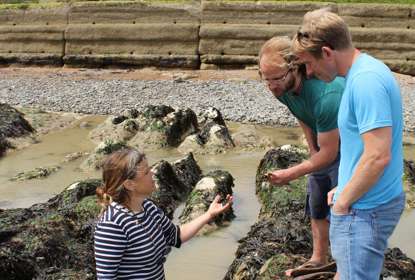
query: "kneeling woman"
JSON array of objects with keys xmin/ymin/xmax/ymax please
[{"xmin": 94, "ymin": 148, "xmax": 233, "ymax": 279}]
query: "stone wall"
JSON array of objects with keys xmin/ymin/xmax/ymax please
[{"xmin": 0, "ymin": 1, "xmax": 414, "ymax": 74}]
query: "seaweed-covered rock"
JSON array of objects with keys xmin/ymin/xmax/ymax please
[
  {"xmin": 0, "ymin": 179, "xmax": 101, "ymax": 280},
  {"xmin": 199, "ymin": 107, "xmax": 226, "ymax": 127},
  {"xmin": 80, "ymin": 140, "xmax": 129, "ymax": 170},
  {"xmin": 89, "ymin": 116, "xmax": 139, "ymax": 144},
  {"xmin": 0, "ymin": 103, "xmax": 34, "ymax": 157},
  {"xmin": 0, "ymin": 137, "xmax": 13, "ymax": 158},
  {"xmin": 405, "ymin": 160, "xmax": 415, "ymax": 185},
  {"xmin": 225, "ymin": 147, "xmax": 415, "ymax": 280},
  {"xmin": 178, "ymin": 107, "xmax": 234, "ymax": 154},
  {"xmin": 164, "ymin": 108, "xmax": 199, "ymax": 146},
  {"xmin": 179, "ymin": 170, "xmax": 235, "ymax": 235},
  {"xmin": 404, "ymin": 160, "xmax": 415, "ymax": 209},
  {"xmin": 10, "ymin": 165, "xmax": 61, "ymax": 181},
  {"xmin": 90, "ymin": 105, "xmax": 199, "ymax": 151},
  {"xmin": 150, "ymin": 154, "xmax": 202, "ymax": 219},
  {"xmin": 0, "ymin": 103, "xmax": 34, "ymax": 139}
]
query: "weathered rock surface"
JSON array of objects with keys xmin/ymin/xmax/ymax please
[
  {"xmin": 224, "ymin": 146, "xmax": 415, "ymax": 280},
  {"xmin": 0, "ymin": 103, "xmax": 34, "ymax": 157},
  {"xmin": 151, "ymin": 153, "xmax": 202, "ymax": 219},
  {"xmin": 89, "ymin": 105, "xmax": 199, "ymax": 152},
  {"xmin": 178, "ymin": 107, "xmax": 235, "ymax": 154},
  {"xmin": 179, "ymin": 170, "xmax": 235, "ymax": 235},
  {"xmin": 0, "ymin": 179, "xmax": 101, "ymax": 280},
  {"xmin": 404, "ymin": 160, "xmax": 415, "ymax": 209},
  {"xmin": 80, "ymin": 139, "xmax": 129, "ymax": 170},
  {"xmin": 10, "ymin": 165, "xmax": 61, "ymax": 181}
]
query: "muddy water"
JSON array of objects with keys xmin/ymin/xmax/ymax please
[
  {"xmin": 1, "ymin": 117, "xmax": 415, "ymax": 279},
  {"xmin": 0, "ymin": 115, "xmax": 104, "ymax": 208}
]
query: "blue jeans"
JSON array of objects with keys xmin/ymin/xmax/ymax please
[{"xmin": 330, "ymin": 192, "xmax": 405, "ymax": 280}]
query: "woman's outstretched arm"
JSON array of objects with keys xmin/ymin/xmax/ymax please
[{"xmin": 179, "ymin": 195, "xmax": 233, "ymax": 243}]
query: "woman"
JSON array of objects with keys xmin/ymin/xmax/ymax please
[{"xmin": 94, "ymin": 148, "xmax": 233, "ymax": 279}]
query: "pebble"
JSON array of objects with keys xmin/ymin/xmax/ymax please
[{"xmin": 0, "ymin": 74, "xmax": 413, "ymax": 132}]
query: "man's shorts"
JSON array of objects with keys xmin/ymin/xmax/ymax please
[{"xmin": 305, "ymin": 155, "xmax": 340, "ymax": 219}]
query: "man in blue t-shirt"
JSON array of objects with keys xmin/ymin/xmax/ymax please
[
  {"xmin": 293, "ymin": 9, "xmax": 405, "ymax": 280},
  {"xmin": 259, "ymin": 36, "xmax": 344, "ymax": 276}
]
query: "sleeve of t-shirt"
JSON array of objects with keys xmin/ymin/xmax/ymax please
[
  {"xmin": 350, "ymin": 72, "xmax": 393, "ymax": 134},
  {"xmin": 94, "ymin": 221, "xmax": 127, "ymax": 279},
  {"xmin": 156, "ymin": 206, "xmax": 182, "ymax": 248},
  {"xmin": 315, "ymin": 88, "xmax": 343, "ymax": 133}
]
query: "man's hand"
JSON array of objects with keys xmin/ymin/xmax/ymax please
[
  {"xmin": 327, "ymin": 187, "xmax": 337, "ymax": 206},
  {"xmin": 332, "ymin": 198, "xmax": 350, "ymax": 215},
  {"xmin": 267, "ymin": 169, "xmax": 294, "ymax": 186}
]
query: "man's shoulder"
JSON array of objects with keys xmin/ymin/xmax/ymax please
[
  {"xmin": 303, "ymin": 77, "xmax": 345, "ymax": 97},
  {"xmin": 348, "ymin": 54, "xmax": 393, "ymax": 84}
]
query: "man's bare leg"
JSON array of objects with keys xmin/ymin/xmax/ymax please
[
  {"xmin": 286, "ymin": 218, "xmax": 329, "ymax": 276},
  {"xmin": 310, "ymin": 218, "xmax": 329, "ymax": 264}
]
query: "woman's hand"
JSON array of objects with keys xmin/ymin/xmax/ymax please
[{"xmin": 207, "ymin": 194, "xmax": 233, "ymax": 219}]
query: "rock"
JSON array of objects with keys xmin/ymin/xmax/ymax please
[
  {"xmin": 404, "ymin": 160, "xmax": 415, "ymax": 185},
  {"xmin": 80, "ymin": 140, "xmax": 129, "ymax": 170},
  {"xmin": 63, "ymin": 152, "xmax": 86, "ymax": 162},
  {"xmin": 150, "ymin": 156, "xmax": 202, "ymax": 219},
  {"xmin": 0, "ymin": 179, "xmax": 101, "ymax": 280},
  {"xmin": 10, "ymin": 166, "xmax": 61, "ymax": 181},
  {"xmin": 0, "ymin": 103, "xmax": 34, "ymax": 139},
  {"xmin": 164, "ymin": 108, "xmax": 199, "ymax": 146},
  {"xmin": 199, "ymin": 107, "xmax": 226, "ymax": 127},
  {"xmin": 224, "ymin": 147, "xmax": 415, "ymax": 279},
  {"xmin": 0, "ymin": 103, "xmax": 34, "ymax": 157},
  {"xmin": 179, "ymin": 170, "xmax": 235, "ymax": 235},
  {"xmin": 89, "ymin": 116, "xmax": 139, "ymax": 144},
  {"xmin": 404, "ymin": 160, "xmax": 415, "ymax": 209},
  {"xmin": 142, "ymin": 105, "xmax": 175, "ymax": 119}
]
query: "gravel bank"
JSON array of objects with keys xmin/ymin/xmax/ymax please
[{"xmin": 0, "ymin": 68, "xmax": 414, "ymax": 132}]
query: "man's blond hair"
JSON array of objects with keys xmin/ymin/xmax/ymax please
[
  {"xmin": 259, "ymin": 36, "xmax": 296, "ymax": 69},
  {"xmin": 292, "ymin": 8, "xmax": 352, "ymax": 58}
]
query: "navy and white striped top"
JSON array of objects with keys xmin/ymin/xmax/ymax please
[{"xmin": 94, "ymin": 199, "xmax": 181, "ymax": 280}]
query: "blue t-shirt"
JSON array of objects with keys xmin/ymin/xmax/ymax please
[{"xmin": 334, "ymin": 53, "xmax": 403, "ymax": 209}]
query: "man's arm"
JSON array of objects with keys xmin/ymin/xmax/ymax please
[
  {"xmin": 269, "ymin": 125, "xmax": 339, "ymax": 185},
  {"xmin": 299, "ymin": 120, "xmax": 319, "ymax": 156},
  {"xmin": 333, "ymin": 127, "xmax": 391, "ymax": 214}
]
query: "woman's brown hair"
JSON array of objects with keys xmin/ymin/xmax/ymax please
[{"xmin": 96, "ymin": 148, "xmax": 146, "ymax": 214}]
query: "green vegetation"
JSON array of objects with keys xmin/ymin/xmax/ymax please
[
  {"xmin": 74, "ymin": 195, "xmax": 101, "ymax": 221},
  {"xmin": 258, "ymin": 254, "xmax": 291, "ymax": 280},
  {"xmin": 259, "ymin": 176, "xmax": 307, "ymax": 213},
  {"xmin": 96, "ymin": 139, "xmax": 128, "ymax": 155}
]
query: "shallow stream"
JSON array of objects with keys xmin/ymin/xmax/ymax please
[{"xmin": 0, "ymin": 114, "xmax": 414, "ymax": 279}]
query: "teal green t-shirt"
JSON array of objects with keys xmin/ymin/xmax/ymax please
[{"xmin": 277, "ymin": 77, "xmax": 345, "ymax": 134}]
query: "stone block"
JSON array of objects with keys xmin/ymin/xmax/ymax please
[
  {"xmin": 69, "ymin": 1, "xmax": 200, "ymax": 24},
  {"xmin": 0, "ymin": 7, "xmax": 68, "ymax": 26},
  {"xmin": 201, "ymin": 2, "xmax": 336, "ymax": 25}
]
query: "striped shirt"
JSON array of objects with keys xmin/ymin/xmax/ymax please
[{"xmin": 94, "ymin": 199, "xmax": 181, "ymax": 280}]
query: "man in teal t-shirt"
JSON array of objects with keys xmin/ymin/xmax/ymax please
[
  {"xmin": 293, "ymin": 9, "xmax": 405, "ymax": 280},
  {"xmin": 259, "ymin": 36, "xmax": 344, "ymax": 275}
]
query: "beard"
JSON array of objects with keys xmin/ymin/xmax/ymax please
[{"xmin": 270, "ymin": 72, "xmax": 296, "ymax": 97}]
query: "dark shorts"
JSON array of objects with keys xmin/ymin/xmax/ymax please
[{"xmin": 305, "ymin": 155, "xmax": 340, "ymax": 219}]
